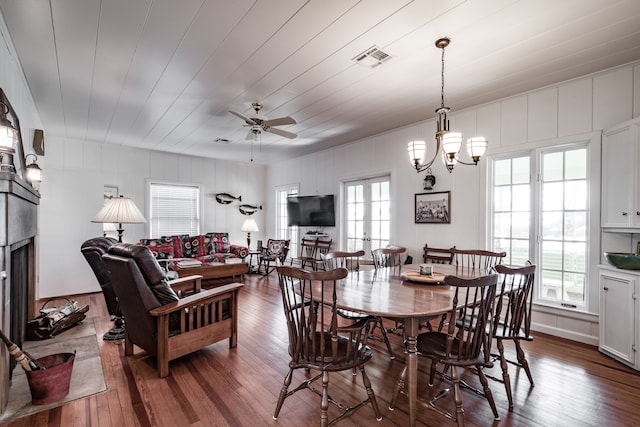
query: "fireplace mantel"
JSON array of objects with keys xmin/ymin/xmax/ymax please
[{"xmin": 0, "ymin": 171, "xmax": 39, "ymax": 413}]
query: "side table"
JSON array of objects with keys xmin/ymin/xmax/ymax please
[{"xmin": 247, "ymin": 250, "xmax": 261, "ymax": 274}]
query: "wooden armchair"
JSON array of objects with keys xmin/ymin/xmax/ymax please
[{"xmin": 102, "ymin": 243, "xmax": 242, "ymax": 378}]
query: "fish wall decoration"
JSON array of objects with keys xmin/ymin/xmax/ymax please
[
  {"xmin": 238, "ymin": 204, "xmax": 262, "ymax": 216},
  {"xmin": 215, "ymin": 193, "xmax": 242, "ymax": 204}
]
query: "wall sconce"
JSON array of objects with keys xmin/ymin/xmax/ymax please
[
  {"xmin": 423, "ymin": 168, "xmax": 436, "ymax": 190},
  {"xmin": 25, "ymin": 153, "xmax": 42, "ymax": 187}
]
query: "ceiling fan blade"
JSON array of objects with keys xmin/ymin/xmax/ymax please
[
  {"xmin": 262, "ymin": 116, "xmax": 296, "ymax": 127},
  {"xmin": 266, "ymin": 127, "xmax": 297, "ymax": 139},
  {"xmin": 229, "ymin": 110, "xmax": 256, "ymax": 126}
]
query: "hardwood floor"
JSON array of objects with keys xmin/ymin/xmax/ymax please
[{"xmin": 5, "ymin": 271, "xmax": 640, "ymax": 427}]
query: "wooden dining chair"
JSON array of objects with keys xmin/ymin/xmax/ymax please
[
  {"xmin": 372, "ymin": 245, "xmax": 406, "ymax": 271},
  {"xmin": 491, "ymin": 262, "xmax": 536, "ymax": 409},
  {"xmin": 389, "ymin": 273, "xmax": 500, "ymax": 427},
  {"xmin": 321, "ymin": 250, "xmax": 365, "ymax": 271},
  {"xmin": 290, "ymin": 237, "xmax": 319, "ymax": 269},
  {"xmin": 423, "ymin": 244, "xmax": 455, "ymax": 264},
  {"xmin": 322, "ymin": 250, "xmax": 396, "ymax": 361},
  {"xmin": 450, "ymin": 248, "xmax": 506, "ymax": 273},
  {"xmin": 273, "ymin": 266, "xmax": 382, "ymax": 426},
  {"xmin": 421, "ymin": 244, "xmax": 455, "ymax": 332}
]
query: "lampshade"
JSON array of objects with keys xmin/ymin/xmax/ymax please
[
  {"xmin": 441, "ymin": 132, "xmax": 462, "ymax": 156},
  {"xmin": 241, "ymin": 218, "xmax": 259, "ymax": 232},
  {"xmin": 466, "ymin": 136, "xmax": 488, "ymax": 162},
  {"xmin": 92, "ymin": 196, "xmax": 146, "ymax": 224},
  {"xmin": 407, "ymin": 140, "xmax": 426, "ymax": 166}
]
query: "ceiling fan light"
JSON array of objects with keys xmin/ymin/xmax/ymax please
[
  {"xmin": 407, "ymin": 140, "xmax": 426, "ymax": 167},
  {"xmin": 442, "ymin": 132, "xmax": 462, "ymax": 156},
  {"xmin": 466, "ymin": 136, "xmax": 488, "ymax": 162}
]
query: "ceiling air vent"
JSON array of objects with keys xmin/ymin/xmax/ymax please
[
  {"xmin": 352, "ymin": 45, "xmax": 391, "ymax": 68},
  {"xmin": 215, "ymin": 138, "xmax": 231, "ymax": 144}
]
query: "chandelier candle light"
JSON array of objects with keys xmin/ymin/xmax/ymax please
[{"xmin": 408, "ymin": 37, "xmax": 488, "ymax": 174}]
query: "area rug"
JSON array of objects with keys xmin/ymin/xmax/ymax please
[{"xmin": 0, "ymin": 319, "xmax": 107, "ymax": 423}]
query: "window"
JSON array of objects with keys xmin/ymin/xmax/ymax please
[
  {"xmin": 489, "ymin": 143, "xmax": 591, "ymax": 309},
  {"xmin": 492, "ymin": 155, "xmax": 531, "ymax": 266},
  {"xmin": 276, "ymin": 185, "xmax": 299, "ymax": 256},
  {"xmin": 149, "ymin": 182, "xmax": 200, "ymax": 237},
  {"xmin": 539, "ymin": 147, "xmax": 588, "ymax": 305}
]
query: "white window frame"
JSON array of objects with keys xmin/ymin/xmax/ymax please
[
  {"xmin": 486, "ymin": 133, "xmax": 601, "ymax": 314},
  {"xmin": 275, "ymin": 184, "xmax": 299, "ymax": 257},
  {"xmin": 147, "ymin": 180, "xmax": 201, "ymax": 238}
]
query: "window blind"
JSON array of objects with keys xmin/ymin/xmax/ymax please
[{"xmin": 149, "ymin": 183, "xmax": 200, "ymax": 237}]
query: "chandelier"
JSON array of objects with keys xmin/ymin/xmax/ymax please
[{"xmin": 408, "ymin": 37, "xmax": 488, "ymax": 173}]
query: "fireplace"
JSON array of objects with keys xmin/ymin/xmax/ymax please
[{"xmin": 0, "ymin": 172, "xmax": 39, "ymax": 413}]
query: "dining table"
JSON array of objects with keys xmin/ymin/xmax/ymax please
[{"xmin": 313, "ymin": 263, "xmax": 488, "ymax": 427}]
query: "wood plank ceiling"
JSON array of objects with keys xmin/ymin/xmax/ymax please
[{"xmin": 1, "ymin": 0, "xmax": 639, "ymax": 164}]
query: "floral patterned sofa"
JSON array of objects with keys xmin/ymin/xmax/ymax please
[{"xmin": 140, "ymin": 232, "xmax": 248, "ymax": 263}]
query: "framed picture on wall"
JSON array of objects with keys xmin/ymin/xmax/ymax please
[
  {"xmin": 415, "ymin": 191, "xmax": 450, "ymax": 224},
  {"xmin": 104, "ymin": 185, "xmax": 118, "ymax": 200}
]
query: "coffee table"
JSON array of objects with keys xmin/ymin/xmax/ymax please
[{"xmin": 171, "ymin": 261, "xmax": 248, "ymax": 284}]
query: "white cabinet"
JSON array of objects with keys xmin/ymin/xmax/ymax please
[
  {"xmin": 601, "ymin": 118, "xmax": 640, "ymax": 229},
  {"xmin": 599, "ymin": 266, "xmax": 638, "ymax": 369}
]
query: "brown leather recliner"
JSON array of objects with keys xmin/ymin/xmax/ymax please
[
  {"xmin": 81, "ymin": 237, "xmax": 124, "ymax": 340},
  {"xmin": 102, "ymin": 243, "xmax": 243, "ymax": 377}
]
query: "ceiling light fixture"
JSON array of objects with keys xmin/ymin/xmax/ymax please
[{"xmin": 408, "ymin": 37, "xmax": 487, "ymax": 174}]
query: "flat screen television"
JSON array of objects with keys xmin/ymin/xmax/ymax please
[{"xmin": 287, "ymin": 194, "xmax": 336, "ymax": 227}]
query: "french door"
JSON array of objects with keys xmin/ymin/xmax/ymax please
[{"xmin": 344, "ymin": 176, "xmax": 391, "ymax": 256}]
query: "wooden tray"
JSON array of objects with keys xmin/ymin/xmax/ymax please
[{"xmin": 401, "ymin": 270, "xmax": 446, "ymax": 284}]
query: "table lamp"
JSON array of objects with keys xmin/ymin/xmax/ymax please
[
  {"xmin": 92, "ymin": 195, "xmax": 146, "ymax": 242},
  {"xmin": 241, "ymin": 218, "xmax": 259, "ymax": 249}
]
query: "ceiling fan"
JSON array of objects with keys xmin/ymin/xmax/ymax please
[{"xmin": 229, "ymin": 102, "xmax": 297, "ymax": 140}]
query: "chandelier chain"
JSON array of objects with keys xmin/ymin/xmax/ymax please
[{"xmin": 440, "ymin": 43, "xmax": 446, "ymax": 109}]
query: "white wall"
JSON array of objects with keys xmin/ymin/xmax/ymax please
[
  {"xmin": 37, "ymin": 136, "xmax": 267, "ymax": 298},
  {"xmin": 267, "ymin": 61, "xmax": 640, "ymax": 345}
]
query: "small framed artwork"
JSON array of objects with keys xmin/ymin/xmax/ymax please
[
  {"xmin": 104, "ymin": 185, "xmax": 118, "ymax": 200},
  {"xmin": 415, "ymin": 191, "xmax": 451, "ymax": 224}
]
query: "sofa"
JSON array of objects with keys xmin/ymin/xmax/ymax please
[{"xmin": 140, "ymin": 232, "xmax": 248, "ymax": 264}]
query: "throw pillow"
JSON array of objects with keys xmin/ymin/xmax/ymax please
[
  {"xmin": 203, "ymin": 232, "xmax": 230, "ymax": 254},
  {"xmin": 163, "ymin": 234, "xmax": 189, "ymax": 258},
  {"xmin": 140, "ymin": 238, "xmax": 175, "ymax": 260}
]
